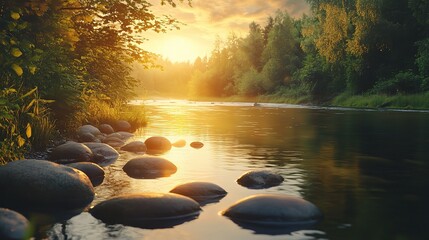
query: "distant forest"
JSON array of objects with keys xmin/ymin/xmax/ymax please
[{"xmin": 134, "ymin": 0, "xmax": 429, "ymax": 103}]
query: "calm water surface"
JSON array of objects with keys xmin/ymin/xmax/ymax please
[{"xmin": 48, "ymin": 100, "xmax": 429, "ymax": 240}]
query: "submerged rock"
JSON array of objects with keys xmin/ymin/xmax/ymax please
[
  {"xmin": 83, "ymin": 142, "xmax": 119, "ymax": 166},
  {"xmin": 0, "ymin": 208, "xmax": 30, "ymax": 240},
  {"xmin": 144, "ymin": 136, "xmax": 172, "ymax": 154},
  {"xmin": 49, "ymin": 141, "xmax": 93, "ymax": 164},
  {"xmin": 222, "ymin": 194, "xmax": 322, "ymax": 227},
  {"xmin": 190, "ymin": 141, "xmax": 204, "ymax": 149},
  {"xmin": 90, "ymin": 193, "xmax": 201, "ymax": 228},
  {"xmin": 98, "ymin": 124, "xmax": 114, "ymax": 134},
  {"xmin": 120, "ymin": 141, "xmax": 147, "ymax": 153},
  {"xmin": 66, "ymin": 162, "xmax": 105, "ymax": 187},
  {"xmin": 237, "ymin": 170, "xmax": 284, "ymax": 189},
  {"xmin": 123, "ymin": 157, "xmax": 177, "ymax": 179},
  {"xmin": 0, "ymin": 160, "xmax": 94, "ymax": 213},
  {"xmin": 170, "ymin": 182, "xmax": 227, "ymax": 204}
]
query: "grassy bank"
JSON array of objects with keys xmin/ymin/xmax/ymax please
[{"xmin": 331, "ymin": 92, "xmax": 429, "ymax": 110}]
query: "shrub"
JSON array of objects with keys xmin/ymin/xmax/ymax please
[{"xmin": 371, "ymin": 71, "xmax": 422, "ymax": 95}]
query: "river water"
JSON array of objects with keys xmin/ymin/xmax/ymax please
[{"xmin": 47, "ymin": 100, "xmax": 429, "ymax": 240}]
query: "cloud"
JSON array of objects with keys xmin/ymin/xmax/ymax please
[{"xmin": 143, "ymin": 0, "xmax": 310, "ymax": 61}]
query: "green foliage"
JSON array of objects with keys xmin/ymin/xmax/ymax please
[{"xmin": 370, "ymin": 71, "xmax": 422, "ymax": 95}]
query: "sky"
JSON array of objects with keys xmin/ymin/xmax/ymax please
[{"xmin": 142, "ymin": 0, "xmax": 310, "ymax": 63}]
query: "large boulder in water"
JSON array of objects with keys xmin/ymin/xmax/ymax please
[
  {"xmin": 170, "ymin": 182, "xmax": 227, "ymax": 204},
  {"xmin": 66, "ymin": 162, "xmax": 105, "ymax": 187},
  {"xmin": 77, "ymin": 125, "xmax": 101, "ymax": 139},
  {"xmin": 0, "ymin": 208, "xmax": 30, "ymax": 240},
  {"xmin": 144, "ymin": 136, "xmax": 172, "ymax": 154},
  {"xmin": 83, "ymin": 142, "xmax": 119, "ymax": 166},
  {"xmin": 0, "ymin": 160, "xmax": 94, "ymax": 213},
  {"xmin": 49, "ymin": 141, "xmax": 93, "ymax": 164},
  {"xmin": 123, "ymin": 157, "xmax": 177, "ymax": 179},
  {"xmin": 190, "ymin": 141, "xmax": 204, "ymax": 149},
  {"xmin": 90, "ymin": 193, "xmax": 201, "ymax": 228},
  {"xmin": 237, "ymin": 170, "xmax": 284, "ymax": 189},
  {"xmin": 222, "ymin": 194, "xmax": 322, "ymax": 227},
  {"xmin": 120, "ymin": 141, "xmax": 147, "ymax": 153}
]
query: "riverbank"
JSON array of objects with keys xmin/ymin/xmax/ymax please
[{"xmin": 181, "ymin": 91, "xmax": 429, "ymax": 111}]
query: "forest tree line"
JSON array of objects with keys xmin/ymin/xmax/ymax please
[{"xmin": 134, "ymin": 0, "xmax": 429, "ymax": 103}]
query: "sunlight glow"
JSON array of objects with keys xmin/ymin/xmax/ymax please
[{"xmin": 145, "ymin": 35, "xmax": 206, "ymax": 62}]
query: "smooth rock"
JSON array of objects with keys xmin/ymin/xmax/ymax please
[
  {"xmin": 98, "ymin": 124, "xmax": 115, "ymax": 134},
  {"xmin": 190, "ymin": 141, "xmax": 204, "ymax": 149},
  {"xmin": 170, "ymin": 182, "xmax": 227, "ymax": 204},
  {"xmin": 222, "ymin": 194, "xmax": 322, "ymax": 226},
  {"xmin": 83, "ymin": 142, "xmax": 119, "ymax": 166},
  {"xmin": 0, "ymin": 208, "xmax": 30, "ymax": 240},
  {"xmin": 120, "ymin": 141, "xmax": 147, "ymax": 153},
  {"xmin": 78, "ymin": 132, "xmax": 99, "ymax": 143},
  {"xmin": 66, "ymin": 162, "xmax": 105, "ymax": 187},
  {"xmin": 172, "ymin": 139, "xmax": 186, "ymax": 148},
  {"xmin": 49, "ymin": 141, "xmax": 93, "ymax": 164},
  {"xmin": 0, "ymin": 160, "xmax": 94, "ymax": 212},
  {"xmin": 102, "ymin": 136, "xmax": 126, "ymax": 148},
  {"xmin": 144, "ymin": 136, "xmax": 172, "ymax": 154},
  {"xmin": 123, "ymin": 157, "xmax": 177, "ymax": 179},
  {"xmin": 90, "ymin": 193, "xmax": 201, "ymax": 228},
  {"xmin": 237, "ymin": 170, "xmax": 284, "ymax": 189},
  {"xmin": 115, "ymin": 120, "xmax": 132, "ymax": 132},
  {"xmin": 115, "ymin": 131, "xmax": 134, "ymax": 140},
  {"xmin": 77, "ymin": 125, "xmax": 101, "ymax": 138}
]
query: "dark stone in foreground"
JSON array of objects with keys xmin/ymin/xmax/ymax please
[
  {"xmin": 0, "ymin": 208, "xmax": 29, "ymax": 240},
  {"xmin": 49, "ymin": 141, "xmax": 93, "ymax": 164},
  {"xmin": 121, "ymin": 141, "xmax": 147, "ymax": 153},
  {"xmin": 83, "ymin": 142, "xmax": 119, "ymax": 166},
  {"xmin": 170, "ymin": 182, "xmax": 227, "ymax": 204},
  {"xmin": 144, "ymin": 136, "xmax": 172, "ymax": 154},
  {"xmin": 122, "ymin": 157, "xmax": 177, "ymax": 179},
  {"xmin": 66, "ymin": 162, "xmax": 105, "ymax": 187},
  {"xmin": 0, "ymin": 160, "xmax": 94, "ymax": 213},
  {"xmin": 90, "ymin": 193, "xmax": 201, "ymax": 228},
  {"xmin": 190, "ymin": 141, "xmax": 204, "ymax": 149},
  {"xmin": 237, "ymin": 170, "xmax": 284, "ymax": 189},
  {"xmin": 222, "ymin": 194, "xmax": 322, "ymax": 227}
]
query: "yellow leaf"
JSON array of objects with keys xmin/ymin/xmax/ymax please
[
  {"xmin": 26, "ymin": 123, "xmax": 32, "ymax": 138},
  {"xmin": 11, "ymin": 64, "xmax": 23, "ymax": 76},
  {"xmin": 17, "ymin": 135, "xmax": 25, "ymax": 147},
  {"xmin": 29, "ymin": 66, "xmax": 37, "ymax": 74},
  {"xmin": 11, "ymin": 12, "xmax": 20, "ymax": 20},
  {"xmin": 11, "ymin": 48, "xmax": 23, "ymax": 57}
]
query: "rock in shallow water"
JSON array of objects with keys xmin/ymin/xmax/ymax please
[
  {"xmin": 144, "ymin": 136, "xmax": 172, "ymax": 154},
  {"xmin": 0, "ymin": 208, "xmax": 30, "ymax": 240},
  {"xmin": 190, "ymin": 141, "xmax": 204, "ymax": 149},
  {"xmin": 122, "ymin": 157, "xmax": 177, "ymax": 179},
  {"xmin": 83, "ymin": 142, "xmax": 119, "ymax": 166},
  {"xmin": 222, "ymin": 194, "xmax": 322, "ymax": 227},
  {"xmin": 120, "ymin": 141, "xmax": 147, "ymax": 153},
  {"xmin": 0, "ymin": 160, "xmax": 94, "ymax": 213},
  {"xmin": 90, "ymin": 193, "xmax": 201, "ymax": 228},
  {"xmin": 170, "ymin": 182, "xmax": 227, "ymax": 204},
  {"xmin": 237, "ymin": 170, "xmax": 284, "ymax": 189},
  {"xmin": 49, "ymin": 141, "xmax": 93, "ymax": 164},
  {"xmin": 66, "ymin": 162, "xmax": 105, "ymax": 187}
]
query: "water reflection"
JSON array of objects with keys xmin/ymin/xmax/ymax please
[{"xmin": 46, "ymin": 101, "xmax": 429, "ymax": 239}]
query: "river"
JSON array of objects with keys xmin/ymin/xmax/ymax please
[{"xmin": 47, "ymin": 100, "xmax": 429, "ymax": 240}]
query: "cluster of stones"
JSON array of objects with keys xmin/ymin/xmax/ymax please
[{"xmin": 0, "ymin": 119, "xmax": 322, "ymax": 238}]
